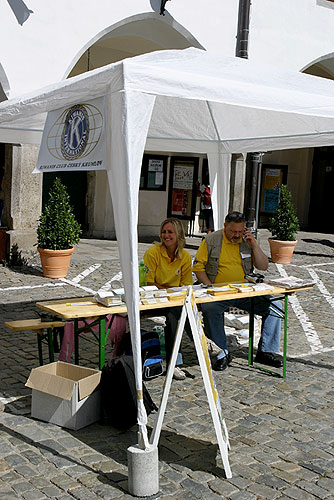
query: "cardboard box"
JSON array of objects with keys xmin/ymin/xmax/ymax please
[{"xmin": 25, "ymin": 361, "xmax": 101, "ymax": 430}]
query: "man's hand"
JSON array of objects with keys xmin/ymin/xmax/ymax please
[
  {"xmin": 242, "ymin": 228, "xmax": 256, "ymax": 248},
  {"xmin": 243, "ymin": 229, "xmax": 269, "ymax": 271}
]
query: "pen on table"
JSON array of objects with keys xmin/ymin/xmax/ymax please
[{"xmin": 65, "ymin": 301, "xmax": 95, "ymax": 306}]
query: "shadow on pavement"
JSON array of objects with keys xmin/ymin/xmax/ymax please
[{"xmin": 302, "ymin": 238, "xmax": 334, "ymax": 249}]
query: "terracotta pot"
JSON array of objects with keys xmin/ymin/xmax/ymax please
[
  {"xmin": 268, "ymin": 239, "xmax": 297, "ymax": 264},
  {"xmin": 38, "ymin": 247, "xmax": 75, "ymax": 278}
]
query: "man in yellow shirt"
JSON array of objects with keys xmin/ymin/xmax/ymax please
[{"xmin": 193, "ymin": 211, "xmax": 283, "ymax": 371}]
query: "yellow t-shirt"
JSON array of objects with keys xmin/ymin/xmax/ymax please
[
  {"xmin": 193, "ymin": 230, "xmax": 245, "ymax": 283},
  {"xmin": 144, "ymin": 244, "xmax": 193, "ymax": 288}
]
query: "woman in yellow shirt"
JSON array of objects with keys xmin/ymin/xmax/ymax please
[{"xmin": 144, "ymin": 218, "xmax": 192, "ymax": 380}]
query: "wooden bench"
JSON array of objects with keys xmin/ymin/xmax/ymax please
[{"xmin": 5, "ymin": 319, "xmax": 65, "ymax": 365}]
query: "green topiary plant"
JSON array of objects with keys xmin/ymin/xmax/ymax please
[
  {"xmin": 269, "ymin": 184, "xmax": 300, "ymax": 241},
  {"xmin": 37, "ymin": 178, "xmax": 81, "ymax": 250}
]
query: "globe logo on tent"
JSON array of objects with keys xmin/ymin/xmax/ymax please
[
  {"xmin": 47, "ymin": 103, "xmax": 103, "ymax": 161},
  {"xmin": 61, "ymin": 104, "xmax": 89, "ymax": 160}
]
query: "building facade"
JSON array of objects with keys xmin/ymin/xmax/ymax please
[{"xmin": 1, "ymin": 0, "xmax": 334, "ymax": 254}]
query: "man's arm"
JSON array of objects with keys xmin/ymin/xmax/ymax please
[
  {"xmin": 194, "ymin": 270, "xmax": 212, "ymax": 286},
  {"xmin": 193, "ymin": 239, "xmax": 212, "ymax": 284},
  {"xmin": 243, "ymin": 229, "xmax": 268, "ymax": 271}
]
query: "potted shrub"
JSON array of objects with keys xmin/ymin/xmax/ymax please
[
  {"xmin": 268, "ymin": 184, "xmax": 300, "ymax": 264},
  {"xmin": 37, "ymin": 178, "xmax": 81, "ymax": 278}
]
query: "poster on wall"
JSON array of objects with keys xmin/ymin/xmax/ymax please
[
  {"xmin": 34, "ymin": 96, "xmax": 106, "ymax": 173},
  {"xmin": 140, "ymin": 154, "xmax": 167, "ymax": 191},
  {"xmin": 167, "ymin": 157, "xmax": 199, "ymax": 220}
]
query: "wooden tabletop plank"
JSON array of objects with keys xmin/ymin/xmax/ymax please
[
  {"xmin": 35, "ymin": 296, "xmax": 185, "ymax": 319},
  {"xmin": 35, "ymin": 285, "xmax": 313, "ymax": 320}
]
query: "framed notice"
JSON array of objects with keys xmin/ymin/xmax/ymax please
[
  {"xmin": 167, "ymin": 157, "xmax": 199, "ymax": 220},
  {"xmin": 259, "ymin": 164, "xmax": 288, "ymax": 215},
  {"xmin": 140, "ymin": 154, "xmax": 168, "ymax": 191}
]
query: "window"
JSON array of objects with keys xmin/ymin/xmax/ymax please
[{"xmin": 140, "ymin": 154, "xmax": 168, "ymax": 191}]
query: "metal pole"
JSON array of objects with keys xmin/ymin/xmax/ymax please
[
  {"xmin": 236, "ymin": 0, "xmax": 251, "ymax": 59},
  {"xmin": 246, "ymin": 153, "xmax": 262, "ymax": 236},
  {"xmin": 236, "ymin": 0, "xmax": 262, "ymax": 236}
]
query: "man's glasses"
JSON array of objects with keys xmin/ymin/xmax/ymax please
[{"xmin": 225, "ymin": 212, "xmax": 245, "ymax": 222}]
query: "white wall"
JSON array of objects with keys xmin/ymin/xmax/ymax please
[
  {"xmin": 250, "ymin": 0, "xmax": 334, "ymax": 71},
  {"xmin": 2, "ymin": 0, "xmax": 334, "ymax": 97},
  {"xmin": 0, "ymin": 0, "xmax": 239, "ymax": 98},
  {"xmin": 1, "ymin": 1, "xmax": 334, "ymax": 97}
]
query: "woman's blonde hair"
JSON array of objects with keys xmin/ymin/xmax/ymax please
[{"xmin": 159, "ymin": 217, "xmax": 186, "ymax": 259}]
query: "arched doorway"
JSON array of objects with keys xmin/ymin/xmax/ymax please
[{"xmin": 302, "ymin": 54, "xmax": 334, "ymax": 232}]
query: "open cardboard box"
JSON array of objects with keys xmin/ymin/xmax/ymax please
[{"xmin": 25, "ymin": 361, "xmax": 101, "ymax": 430}]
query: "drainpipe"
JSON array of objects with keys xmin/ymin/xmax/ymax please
[{"xmin": 236, "ymin": 0, "xmax": 262, "ymax": 235}]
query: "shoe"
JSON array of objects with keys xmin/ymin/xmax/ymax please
[
  {"xmin": 254, "ymin": 351, "xmax": 283, "ymax": 368},
  {"xmin": 173, "ymin": 367, "xmax": 186, "ymax": 380},
  {"xmin": 212, "ymin": 354, "xmax": 232, "ymax": 372},
  {"xmin": 206, "ymin": 338, "xmax": 222, "ymax": 358}
]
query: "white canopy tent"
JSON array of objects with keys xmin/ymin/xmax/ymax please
[{"xmin": 2, "ymin": 47, "xmax": 334, "ymax": 445}]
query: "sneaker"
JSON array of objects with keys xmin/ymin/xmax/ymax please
[
  {"xmin": 173, "ymin": 367, "xmax": 186, "ymax": 380},
  {"xmin": 254, "ymin": 351, "xmax": 283, "ymax": 368},
  {"xmin": 206, "ymin": 338, "xmax": 222, "ymax": 358}
]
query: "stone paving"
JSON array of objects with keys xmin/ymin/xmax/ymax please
[{"xmin": 0, "ymin": 230, "xmax": 333, "ymax": 499}]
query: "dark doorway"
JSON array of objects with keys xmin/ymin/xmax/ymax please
[
  {"xmin": 42, "ymin": 171, "xmax": 88, "ymax": 232},
  {"xmin": 308, "ymin": 147, "xmax": 334, "ymax": 233}
]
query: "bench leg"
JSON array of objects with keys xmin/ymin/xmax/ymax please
[
  {"xmin": 37, "ymin": 332, "xmax": 44, "ymax": 365},
  {"xmin": 47, "ymin": 328, "xmax": 55, "ymax": 363},
  {"xmin": 74, "ymin": 319, "xmax": 79, "ymax": 365},
  {"xmin": 99, "ymin": 317, "xmax": 106, "ymax": 370}
]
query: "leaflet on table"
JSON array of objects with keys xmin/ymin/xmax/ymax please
[
  {"xmin": 207, "ymin": 285, "xmax": 238, "ymax": 295},
  {"xmin": 231, "ymin": 283, "xmax": 275, "ymax": 293},
  {"xmin": 264, "ymin": 276, "xmax": 315, "ymax": 289},
  {"xmin": 140, "ymin": 289, "xmax": 168, "ymax": 299}
]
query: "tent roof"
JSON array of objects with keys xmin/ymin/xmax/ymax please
[{"xmin": 1, "ymin": 47, "xmax": 334, "ymax": 152}]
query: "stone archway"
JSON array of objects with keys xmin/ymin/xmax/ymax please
[
  {"xmin": 64, "ymin": 13, "xmax": 204, "ymax": 79},
  {"xmin": 0, "ymin": 62, "xmax": 10, "ymax": 102},
  {"xmin": 301, "ymin": 52, "xmax": 334, "ymax": 80},
  {"xmin": 54, "ymin": 13, "xmax": 204, "ymax": 239}
]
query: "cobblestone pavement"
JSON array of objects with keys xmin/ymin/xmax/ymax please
[{"xmin": 0, "ymin": 230, "xmax": 333, "ymax": 499}]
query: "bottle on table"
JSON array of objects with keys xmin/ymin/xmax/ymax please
[{"xmin": 139, "ymin": 260, "xmax": 147, "ymax": 287}]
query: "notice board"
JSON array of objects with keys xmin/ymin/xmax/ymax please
[{"xmin": 167, "ymin": 157, "xmax": 199, "ymax": 220}]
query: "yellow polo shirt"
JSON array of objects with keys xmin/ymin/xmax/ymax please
[
  {"xmin": 193, "ymin": 230, "xmax": 245, "ymax": 283},
  {"xmin": 144, "ymin": 244, "xmax": 193, "ymax": 288}
]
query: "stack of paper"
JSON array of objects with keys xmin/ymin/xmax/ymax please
[
  {"xmin": 264, "ymin": 276, "xmax": 315, "ymax": 289},
  {"xmin": 94, "ymin": 291, "xmax": 124, "ymax": 307},
  {"xmin": 167, "ymin": 290, "xmax": 187, "ymax": 301}
]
